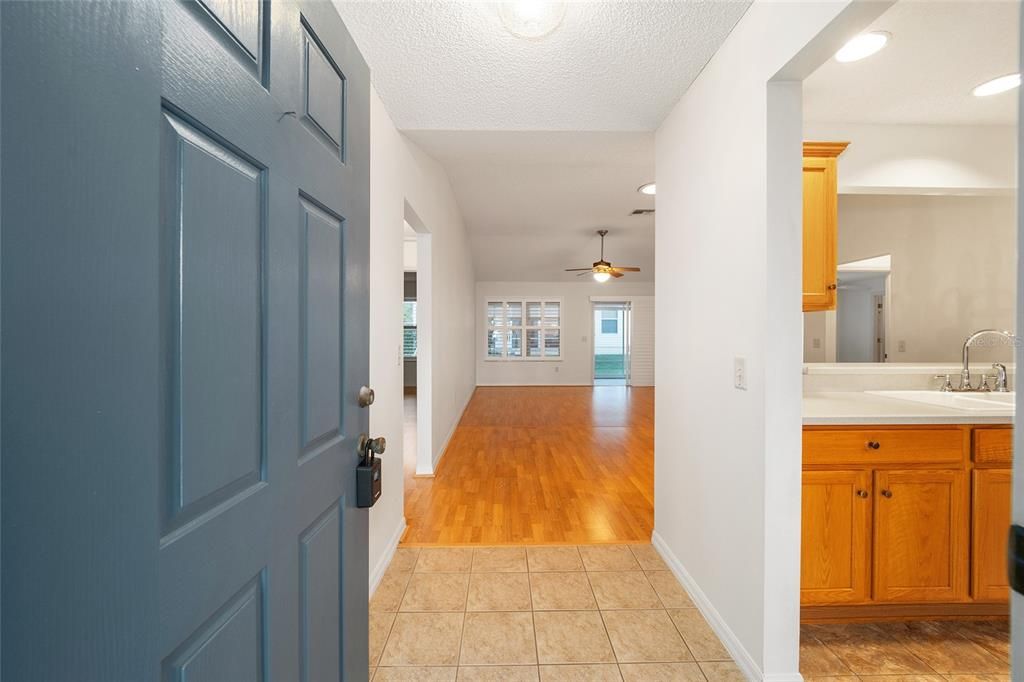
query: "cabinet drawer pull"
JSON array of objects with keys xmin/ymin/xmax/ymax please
[
  {"xmin": 881, "ymin": 489, "xmax": 893, "ymax": 498},
  {"xmin": 866, "ymin": 441, "xmax": 881, "ymax": 450},
  {"xmin": 856, "ymin": 489, "xmax": 869, "ymax": 499}
]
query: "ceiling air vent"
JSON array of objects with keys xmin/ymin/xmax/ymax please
[{"xmin": 630, "ymin": 208, "xmax": 655, "ymax": 216}]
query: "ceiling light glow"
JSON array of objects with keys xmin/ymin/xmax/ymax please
[
  {"xmin": 972, "ymin": 73, "xmax": 1021, "ymax": 97},
  {"xmin": 500, "ymin": 1, "xmax": 566, "ymax": 39},
  {"xmin": 593, "ymin": 271, "xmax": 611, "ymax": 283},
  {"xmin": 834, "ymin": 31, "xmax": 890, "ymax": 63},
  {"xmin": 637, "ymin": 183, "xmax": 656, "ymax": 196}
]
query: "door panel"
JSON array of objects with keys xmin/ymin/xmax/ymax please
[
  {"xmin": 1, "ymin": 1, "xmax": 370, "ymax": 679},
  {"xmin": 874, "ymin": 469, "xmax": 969, "ymax": 602},
  {"xmin": 801, "ymin": 157, "xmax": 836, "ymax": 311},
  {"xmin": 801, "ymin": 470, "xmax": 872, "ymax": 604},
  {"xmin": 973, "ymin": 469, "xmax": 1012, "ymax": 602}
]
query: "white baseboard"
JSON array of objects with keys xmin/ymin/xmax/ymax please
[
  {"xmin": 651, "ymin": 531, "xmax": 795, "ymax": 682},
  {"xmin": 369, "ymin": 517, "xmax": 407, "ymax": 596},
  {"xmin": 475, "ymin": 382, "xmax": 592, "ymax": 387},
  {"xmin": 431, "ymin": 388, "xmax": 474, "ymax": 471}
]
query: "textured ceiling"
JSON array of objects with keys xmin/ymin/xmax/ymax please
[
  {"xmin": 804, "ymin": 0, "xmax": 1019, "ymax": 125},
  {"xmin": 407, "ymin": 131, "xmax": 654, "ymax": 281},
  {"xmin": 334, "ymin": 1, "xmax": 751, "ymax": 131}
]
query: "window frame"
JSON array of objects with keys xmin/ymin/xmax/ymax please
[{"xmin": 484, "ymin": 297, "xmax": 562, "ymax": 362}]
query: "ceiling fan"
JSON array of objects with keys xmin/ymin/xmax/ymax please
[{"xmin": 565, "ymin": 229, "xmax": 641, "ymax": 283}]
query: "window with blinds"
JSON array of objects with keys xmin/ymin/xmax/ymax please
[
  {"xmin": 403, "ymin": 300, "xmax": 417, "ymax": 357},
  {"xmin": 486, "ymin": 299, "xmax": 561, "ymax": 360}
]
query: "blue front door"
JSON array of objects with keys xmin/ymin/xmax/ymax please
[{"xmin": 1, "ymin": 1, "xmax": 371, "ymax": 679}]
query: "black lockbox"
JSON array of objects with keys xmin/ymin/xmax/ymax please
[{"xmin": 357, "ymin": 455, "xmax": 381, "ymax": 508}]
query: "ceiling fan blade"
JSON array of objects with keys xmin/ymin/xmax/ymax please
[
  {"xmin": 611, "ymin": 267, "xmax": 641, "ymax": 272},
  {"xmin": 610, "ymin": 270, "xmax": 624, "ymax": 278},
  {"xmin": 564, "ymin": 268, "xmax": 593, "ymax": 272},
  {"xmin": 576, "ymin": 271, "xmax": 592, "ymax": 277}
]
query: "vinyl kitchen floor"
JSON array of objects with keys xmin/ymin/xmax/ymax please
[
  {"xmin": 368, "ymin": 544, "xmax": 744, "ymax": 681},
  {"xmin": 800, "ymin": 620, "xmax": 1010, "ymax": 681}
]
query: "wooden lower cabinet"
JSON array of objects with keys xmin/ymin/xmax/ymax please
[
  {"xmin": 802, "ymin": 424, "xmax": 1011, "ymax": 619},
  {"xmin": 801, "ymin": 470, "xmax": 872, "ymax": 604},
  {"xmin": 972, "ymin": 468, "xmax": 1012, "ymax": 601},
  {"xmin": 873, "ymin": 469, "xmax": 968, "ymax": 602}
]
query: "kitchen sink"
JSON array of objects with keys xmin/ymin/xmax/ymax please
[{"xmin": 866, "ymin": 390, "xmax": 1015, "ymax": 412}]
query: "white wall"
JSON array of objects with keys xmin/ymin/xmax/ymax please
[
  {"xmin": 653, "ymin": 1, "xmax": 888, "ymax": 678},
  {"xmin": 368, "ymin": 87, "xmax": 476, "ymax": 586},
  {"xmin": 804, "ymin": 122, "xmax": 1017, "ymax": 195},
  {"xmin": 804, "ymin": 194, "xmax": 1017, "ymax": 363},
  {"xmin": 475, "ymin": 281, "xmax": 654, "ymax": 387}
]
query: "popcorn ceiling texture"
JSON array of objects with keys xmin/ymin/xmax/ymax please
[{"xmin": 333, "ymin": 1, "xmax": 752, "ymax": 131}]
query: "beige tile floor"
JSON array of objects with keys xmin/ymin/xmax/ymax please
[
  {"xmin": 801, "ymin": 620, "xmax": 1010, "ymax": 681},
  {"xmin": 369, "ymin": 544, "xmax": 744, "ymax": 681}
]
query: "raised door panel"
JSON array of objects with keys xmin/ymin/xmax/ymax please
[
  {"xmin": 802, "ymin": 157, "xmax": 837, "ymax": 312},
  {"xmin": 801, "ymin": 470, "xmax": 872, "ymax": 605},
  {"xmin": 874, "ymin": 469, "xmax": 968, "ymax": 603},
  {"xmin": 160, "ymin": 109, "xmax": 266, "ymax": 533},
  {"xmin": 972, "ymin": 469, "xmax": 1012, "ymax": 602}
]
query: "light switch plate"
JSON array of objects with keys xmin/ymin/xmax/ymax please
[{"xmin": 734, "ymin": 357, "xmax": 747, "ymax": 390}]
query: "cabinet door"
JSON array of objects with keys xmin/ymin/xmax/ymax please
[
  {"xmin": 972, "ymin": 469, "xmax": 1012, "ymax": 602},
  {"xmin": 801, "ymin": 470, "xmax": 872, "ymax": 604},
  {"xmin": 802, "ymin": 157, "xmax": 838, "ymax": 312},
  {"xmin": 874, "ymin": 470, "xmax": 968, "ymax": 602}
]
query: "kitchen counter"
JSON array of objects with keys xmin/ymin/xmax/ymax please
[{"xmin": 803, "ymin": 391, "xmax": 1014, "ymax": 426}]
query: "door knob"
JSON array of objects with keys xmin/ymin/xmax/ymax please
[{"xmin": 358, "ymin": 385, "xmax": 375, "ymax": 408}]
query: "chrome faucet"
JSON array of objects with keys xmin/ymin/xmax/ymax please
[
  {"xmin": 992, "ymin": 363, "xmax": 1009, "ymax": 392},
  {"xmin": 957, "ymin": 329, "xmax": 1015, "ymax": 391}
]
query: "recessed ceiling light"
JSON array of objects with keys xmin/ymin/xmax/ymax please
[
  {"xmin": 834, "ymin": 31, "xmax": 890, "ymax": 63},
  {"xmin": 500, "ymin": 1, "xmax": 565, "ymax": 39},
  {"xmin": 637, "ymin": 183, "xmax": 656, "ymax": 196},
  {"xmin": 972, "ymin": 73, "xmax": 1021, "ymax": 97}
]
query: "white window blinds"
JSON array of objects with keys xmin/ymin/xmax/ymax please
[{"xmin": 485, "ymin": 299, "xmax": 561, "ymax": 360}]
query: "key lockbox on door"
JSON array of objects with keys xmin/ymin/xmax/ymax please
[{"xmin": 357, "ymin": 435, "xmax": 385, "ymax": 508}]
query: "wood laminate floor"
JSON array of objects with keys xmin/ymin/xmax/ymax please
[{"xmin": 402, "ymin": 386, "xmax": 654, "ymax": 545}]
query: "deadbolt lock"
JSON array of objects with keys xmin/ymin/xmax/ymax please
[{"xmin": 358, "ymin": 385, "xmax": 375, "ymax": 408}]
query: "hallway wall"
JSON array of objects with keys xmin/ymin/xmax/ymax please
[
  {"xmin": 474, "ymin": 280, "xmax": 654, "ymax": 387},
  {"xmin": 368, "ymin": 87, "xmax": 476, "ymax": 587},
  {"xmin": 653, "ymin": 1, "xmax": 889, "ymax": 678}
]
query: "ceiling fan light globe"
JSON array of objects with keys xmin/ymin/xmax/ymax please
[{"xmin": 593, "ymin": 271, "xmax": 611, "ymax": 283}]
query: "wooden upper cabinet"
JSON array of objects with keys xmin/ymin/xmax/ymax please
[
  {"xmin": 873, "ymin": 469, "xmax": 968, "ymax": 603},
  {"xmin": 802, "ymin": 142, "xmax": 848, "ymax": 312},
  {"xmin": 801, "ymin": 469, "xmax": 872, "ymax": 604},
  {"xmin": 972, "ymin": 468, "xmax": 1012, "ymax": 602}
]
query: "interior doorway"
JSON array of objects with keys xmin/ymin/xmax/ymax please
[{"xmin": 592, "ymin": 301, "xmax": 631, "ymax": 386}]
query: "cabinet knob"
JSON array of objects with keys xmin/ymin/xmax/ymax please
[
  {"xmin": 866, "ymin": 441, "xmax": 881, "ymax": 450},
  {"xmin": 881, "ymin": 489, "xmax": 893, "ymax": 498},
  {"xmin": 827, "ymin": 283, "xmax": 838, "ymax": 291},
  {"xmin": 856, "ymin": 489, "xmax": 869, "ymax": 499}
]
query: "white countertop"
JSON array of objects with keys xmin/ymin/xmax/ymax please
[{"xmin": 803, "ymin": 391, "xmax": 1014, "ymax": 426}]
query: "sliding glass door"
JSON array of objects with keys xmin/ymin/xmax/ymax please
[{"xmin": 592, "ymin": 302, "xmax": 631, "ymax": 385}]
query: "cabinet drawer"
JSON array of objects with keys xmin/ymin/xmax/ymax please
[
  {"xmin": 974, "ymin": 428, "xmax": 1012, "ymax": 467},
  {"xmin": 804, "ymin": 428, "xmax": 965, "ymax": 466}
]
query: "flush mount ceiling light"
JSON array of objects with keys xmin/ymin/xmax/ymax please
[
  {"xmin": 500, "ymin": 1, "xmax": 566, "ymax": 39},
  {"xmin": 834, "ymin": 31, "xmax": 890, "ymax": 63},
  {"xmin": 972, "ymin": 73, "xmax": 1021, "ymax": 97},
  {"xmin": 637, "ymin": 182, "xmax": 656, "ymax": 196}
]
